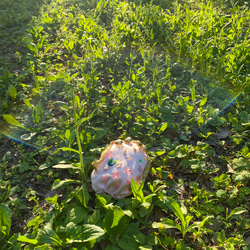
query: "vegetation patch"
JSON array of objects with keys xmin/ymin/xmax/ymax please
[{"xmin": 0, "ymin": 0, "xmax": 249, "ymax": 249}]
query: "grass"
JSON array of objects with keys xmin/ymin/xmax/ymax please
[{"xmin": 0, "ymin": 0, "xmax": 250, "ymax": 249}]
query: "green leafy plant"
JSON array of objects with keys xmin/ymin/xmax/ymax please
[
  {"xmin": 153, "ymin": 197, "xmax": 211, "ymax": 239},
  {"xmin": 0, "ymin": 203, "xmax": 12, "ymax": 244},
  {"xmin": 0, "ymin": 0, "xmax": 250, "ymax": 248}
]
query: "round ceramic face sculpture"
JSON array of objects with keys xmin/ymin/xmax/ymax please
[{"xmin": 91, "ymin": 138, "xmax": 151, "ymax": 199}]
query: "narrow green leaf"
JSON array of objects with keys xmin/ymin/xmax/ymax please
[
  {"xmin": 226, "ymin": 207, "xmax": 247, "ymax": 221},
  {"xmin": 191, "ymin": 84, "xmax": 195, "ymax": 101},
  {"xmin": 166, "ymin": 198, "xmax": 185, "ymax": 226},
  {"xmin": 199, "ymin": 215, "xmax": 213, "ymax": 228},
  {"xmin": 53, "ymin": 147, "xmax": 80, "ymax": 155},
  {"xmin": 77, "ymin": 110, "xmax": 95, "ymax": 127},
  {"xmin": 186, "ymin": 221, "xmax": 201, "ymax": 231},
  {"xmin": 34, "ymin": 245, "xmax": 51, "ymax": 250},
  {"xmin": 52, "ymin": 164, "xmax": 80, "ymax": 169},
  {"xmin": 183, "ymin": 214, "xmax": 193, "ymax": 230},
  {"xmin": 153, "ymin": 218, "xmax": 181, "ymax": 231},
  {"xmin": 3, "ymin": 114, "xmax": 25, "ymax": 129},
  {"xmin": 159, "ymin": 122, "xmax": 168, "ymax": 134},
  {"xmin": 52, "ymin": 179, "xmax": 81, "ymax": 190}
]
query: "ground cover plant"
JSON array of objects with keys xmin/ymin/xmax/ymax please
[{"xmin": 0, "ymin": 0, "xmax": 250, "ymax": 249}]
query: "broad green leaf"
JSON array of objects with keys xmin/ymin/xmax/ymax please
[
  {"xmin": 111, "ymin": 206, "xmax": 125, "ymax": 228},
  {"xmin": 68, "ymin": 40, "xmax": 74, "ymax": 50},
  {"xmin": 17, "ymin": 236, "xmax": 38, "ymax": 245},
  {"xmin": 131, "ymin": 178, "xmax": 144, "ymax": 203},
  {"xmin": 0, "ymin": 203, "xmax": 12, "ymax": 239},
  {"xmin": 8, "ymin": 85, "xmax": 17, "ymax": 99},
  {"xmin": 228, "ymin": 112, "xmax": 238, "ymax": 125},
  {"xmin": 186, "ymin": 103, "xmax": 194, "ymax": 113},
  {"xmin": 75, "ymin": 183, "xmax": 90, "ymax": 207},
  {"xmin": 104, "ymin": 208, "xmax": 117, "ymax": 232},
  {"xmin": 168, "ymin": 150, "xmax": 176, "ymax": 158},
  {"xmin": 232, "ymin": 157, "xmax": 249, "ymax": 170},
  {"xmin": 65, "ymin": 129, "xmax": 71, "ymax": 140},
  {"xmin": 118, "ymin": 235, "xmax": 139, "ymax": 249},
  {"xmin": 216, "ymin": 189, "xmax": 227, "ymax": 198},
  {"xmin": 241, "ymin": 146, "xmax": 249, "ymax": 158},
  {"xmin": 132, "ymin": 73, "xmax": 136, "ymax": 82},
  {"xmin": 3, "ymin": 114, "xmax": 25, "ymax": 129},
  {"xmin": 176, "ymin": 240, "xmax": 192, "ymax": 250},
  {"xmin": 104, "ymin": 207, "xmax": 127, "ymax": 237},
  {"xmin": 67, "ymin": 224, "xmax": 105, "ymax": 243},
  {"xmin": 87, "ymin": 210, "xmax": 100, "ymax": 224},
  {"xmin": 198, "ymin": 116, "xmax": 204, "ymax": 126},
  {"xmin": 36, "ymin": 224, "xmax": 63, "ymax": 246},
  {"xmin": 200, "ymin": 97, "xmax": 207, "ymax": 107},
  {"xmin": 66, "ymin": 221, "xmax": 76, "ymax": 235},
  {"xmin": 74, "ymin": 95, "xmax": 81, "ymax": 109},
  {"xmin": 92, "ymin": 127, "xmax": 107, "ymax": 141},
  {"xmin": 27, "ymin": 43, "xmax": 38, "ymax": 54},
  {"xmin": 95, "ymin": 194, "xmax": 112, "ymax": 208},
  {"xmin": 52, "ymin": 179, "xmax": 81, "ymax": 190},
  {"xmin": 66, "ymin": 206, "xmax": 88, "ymax": 224},
  {"xmin": 156, "ymin": 150, "xmax": 165, "ymax": 156}
]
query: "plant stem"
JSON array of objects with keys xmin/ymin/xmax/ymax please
[{"xmin": 72, "ymin": 91, "xmax": 86, "ymax": 207}]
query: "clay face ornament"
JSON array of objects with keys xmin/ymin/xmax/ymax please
[{"xmin": 91, "ymin": 138, "xmax": 151, "ymax": 199}]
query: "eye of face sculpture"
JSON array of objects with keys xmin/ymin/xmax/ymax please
[{"xmin": 91, "ymin": 138, "xmax": 151, "ymax": 199}]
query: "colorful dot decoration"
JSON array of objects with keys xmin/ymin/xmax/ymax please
[
  {"xmin": 106, "ymin": 151, "xmax": 113, "ymax": 158},
  {"xmin": 139, "ymin": 159, "xmax": 142, "ymax": 163},
  {"xmin": 108, "ymin": 159, "xmax": 117, "ymax": 166},
  {"xmin": 112, "ymin": 172, "xmax": 119, "ymax": 179},
  {"xmin": 125, "ymin": 167, "xmax": 132, "ymax": 175},
  {"xmin": 138, "ymin": 165, "xmax": 142, "ymax": 173}
]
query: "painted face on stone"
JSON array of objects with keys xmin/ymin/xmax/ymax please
[{"xmin": 91, "ymin": 138, "xmax": 151, "ymax": 199}]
